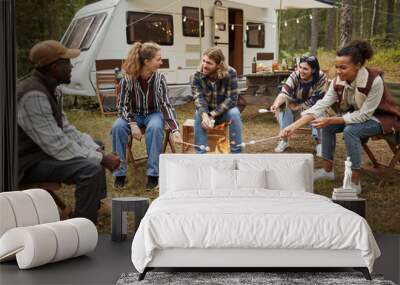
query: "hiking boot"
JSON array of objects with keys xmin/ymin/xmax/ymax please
[
  {"xmin": 114, "ymin": 176, "xmax": 126, "ymax": 189},
  {"xmin": 313, "ymin": 168, "xmax": 335, "ymax": 182},
  {"xmin": 146, "ymin": 176, "xmax": 159, "ymax": 191},
  {"xmin": 274, "ymin": 140, "xmax": 289, "ymax": 153}
]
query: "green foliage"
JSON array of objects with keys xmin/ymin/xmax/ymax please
[{"xmin": 16, "ymin": 0, "xmax": 88, "ymax": 77}]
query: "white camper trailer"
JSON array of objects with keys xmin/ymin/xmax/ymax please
[{"xmin": 60, "ymin": 0, "xmax": 332, "ymax": 103}]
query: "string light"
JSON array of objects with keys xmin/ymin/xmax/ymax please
[
  {"xmin": 296, "ymin": 18, "xmax": 300, "ymax": 24},
  {"xmin": 231, "ymin": 24, "xmax": 234, "ymax": 30},
  {"xmin": 284, "ymin": 21, "xmax": 287, "ymax": 27},
  {"xmin": 258, "ymin": 25, "xmax": 261, "ymax": 30},
  {"xmin": 246, "ymin": 25, "xmax": 249, "ymax": 30},
  {"xmin": 183, "ymin": 16, "xmax": 187, "ymax": 22},
  {"xmin": 309, "ymin": 14, "xmax": 312, "ymax": 20},
  {"xmin": 200, "ymin": 20, "xmax": 203, "ymax": 26}
]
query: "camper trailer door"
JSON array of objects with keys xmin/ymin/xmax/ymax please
[{"xmin": 213, "ymin": 7, "xmax": 228, "ymax": 59}]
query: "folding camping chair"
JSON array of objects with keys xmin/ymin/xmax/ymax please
[
  {"xmin": 95, "ymin": 59, "xmax": 123, "ymax": 116},
  {"xmin": 362, "ymin": 132, "xmax": 400, "ymax": 187}
]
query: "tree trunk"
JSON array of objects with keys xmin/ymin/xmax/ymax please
[
  {"xmin": 310, "ymin": 9, "xmax": 319, "ymax": 55},
  {"xmin": 370, "ymin": 0, "xmax": 377, "ymax": 38},
  {"xmin": 386, "ymin": 0, "xmax": 394, "ymax": 41},
  {"xmin": 340, "ymin": 0, "xmax": 352, "ymax": 48},
  {"xmin": 326, "ymin": 8, "xmax": 335, "ymax": 50},
  {"xmin": 373, "ymin": 0, "xmax": 380, "ymax": 36},
  {"xmin": 360, "ymin": 0, "xmax": 364, "ymax": 38}
]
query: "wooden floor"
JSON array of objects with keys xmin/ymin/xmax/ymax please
[{"xmin": 0, "ymin": 234, "xmax": 398, "ymax": 285}]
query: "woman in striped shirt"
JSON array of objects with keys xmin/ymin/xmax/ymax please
[
  {"xmin": 111, "ymin": 42, "xmax": 182, "ymax": 190},
  {"xmin": 270, "ymin": 56, "xmax": 327, "ymax": 154}
]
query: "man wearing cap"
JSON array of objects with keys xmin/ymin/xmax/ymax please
[{"xmin": 17, "ymin": 40, "xmax": 120, "ymax": 224}]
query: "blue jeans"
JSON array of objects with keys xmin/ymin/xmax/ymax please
[
  {"xmin": 321, "ymin": 119, "xmax": 383, "ymax": 169},
  {"xmin": 278, "ymin": 109, "xmax": 320, "ymax": 141},
  {"xmin": 194, "ymin": 107, "xmax": 243, "ymax": 154},
  {"xmin": 111, "ymin": 112, "xmax": 164, "ymax": 177}
]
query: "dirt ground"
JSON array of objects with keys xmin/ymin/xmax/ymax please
[{"xmin": 63, "ymin": 103, "xmax": 400, "ymax": 234}]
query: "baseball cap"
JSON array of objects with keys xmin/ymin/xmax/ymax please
[{"xmin": 29, "ymin": 40, "xmax": 80, "ymax": 67}]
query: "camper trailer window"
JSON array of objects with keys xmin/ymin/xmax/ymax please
[
  {"xmin": 64, "ymin": 16, "xmax": 94, "ymax": 49},
  {"xmin": 81, "ymin": 13, "xmax": 107, "ymax": 50},
  {"xmin": 62, "ymin": 13, "xmax": 107, "ymax": 50},
  {"xmin": 182, "ymin": 7, "xmax": 204, "ymax": 37},
  {"xmin": 126, "ymin": 12, "xmax": 173, "ymax": 45},
  {"xmin": 246, "ymin": 22, "xmax": 265, "ymax": 48}
]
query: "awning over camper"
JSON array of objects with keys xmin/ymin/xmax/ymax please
[{"xmin": 228, "ymin": 0, "xmax": 334, "ymax": 9}]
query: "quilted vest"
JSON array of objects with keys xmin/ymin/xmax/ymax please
[
  {"xmin": 333, "ymin": 68, "xmax": 400, "ymax": 134},
  {"xmin": 17, "ymin": 70, "xmax": 63, "ymax": 182}
]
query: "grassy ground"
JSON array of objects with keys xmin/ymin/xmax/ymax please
[{"xmin": 63, "ymin": 103, "xmax": 400, "ymax": 234}]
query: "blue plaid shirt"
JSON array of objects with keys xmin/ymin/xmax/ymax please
[{"xmin": 191, "ymin": 67, "xmax": 238, "ymax": 117}]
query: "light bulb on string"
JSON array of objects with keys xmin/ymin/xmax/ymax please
[
  {"xmin": 309, "ymin": 14, "xmax": 312, "ymax": 20},
  {"xmin": 246, "ymin": 25, "xmax": 249, "ymax": 31},
  {"xmin": 231, "ymin": 24, "xmax": 234, "ymax": 30},
  {"xmin": 258, "ymin": 25, "xmax": 261, "ymax": 31},
  {"xmin": 200, "ymin": 20, "xmax": 203, "ymax": 26},
  {"xmin": 296, "ymin": 18, "xmax": 300, "ymax": 24},
  {"xmin": 183, "ymin": 16, "xmax": 187, "ymax": 22},
  {"xmin": 284, "ymin": 21, "xmax": 287, "ymax": 27}
]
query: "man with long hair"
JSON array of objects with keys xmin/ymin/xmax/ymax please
[{"xmin": 191, "ymin": 47, "xmax": 243, "ymax": 153}]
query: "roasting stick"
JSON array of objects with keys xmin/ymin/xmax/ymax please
[
  {"xmin": 237, "ymin": 135, "xmax": 280, "ymax": 148},
  {"xmin": 176, "ymin": 141, "xmax": 210, "ymax": 152}
]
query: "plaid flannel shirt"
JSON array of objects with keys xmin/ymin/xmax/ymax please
[
  {"xmin": 281, "ymin": 70, "xmax": 327, "ymax": 109},
  {"xmin": 192, "ymin": 67, "xmax": 238, "ymax": 117},
  {"xmin": 118, "ymin": 72, "xmax": 179, "ymax": 132}
]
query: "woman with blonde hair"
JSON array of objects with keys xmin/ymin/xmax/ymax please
[
  {"xmin": 111, "ymin": 42, "xmax": 182, "ymax": 190},
  {"xmin": 192, "ymin": 46, "xmax": 243, "ymax": 153}
]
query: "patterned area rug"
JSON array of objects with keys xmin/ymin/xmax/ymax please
[{"xmin": 116, "ymin": 271, "xmax": 395, "ymax": 285}]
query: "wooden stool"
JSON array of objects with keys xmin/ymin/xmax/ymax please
[
  {"xmin": 182, "ymin": 119, "xmax": 229, "ymax": 153},
  {"xmin": 362, "ymin": 132, "xmax": 400, "ymax": 187},
  {"xmin": 111, "ymin": 197, "xmax": 150, "ymax": 242}
]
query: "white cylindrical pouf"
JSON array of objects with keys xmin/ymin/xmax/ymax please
[
  {"xmin": 0, "ymin": 192, "xmax": 39, "ymax": 227},
  {"xmin": 42, "ymin": 221, "xmax": 79, "ymax": 263},
  {"xmin": 0, "ymin": 196, "xmax": 17, "ymax": 237},
  {"xmin": 24, "ymin": 189, "xmax": 59, "ymax": 224},
  {"xmin": 0, "ymin": 226, "xmax": 57, "ymax": 269},
  {"xmin": 66, "ymin": 218, "xmax": 98, "ymax": 257}
]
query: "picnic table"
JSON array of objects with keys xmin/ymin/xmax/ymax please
[{"xmin": 239, "ymin": 70, "xmax": 291, "ymax": 110}]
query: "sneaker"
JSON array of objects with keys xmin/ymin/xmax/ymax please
[
  {"xmin": 351, "ymin": 182, "xmax": 362, "ymax": 194},
  {"xmin": 114, "ymin": 176, "xmax": 126, "ymax": 189},
  {"xmin": 274, "ymin": 140, "xmax": 289, "ymax": 153},
  {"xmin": 315, "ymin": 144, "xmax": 322, "ymax": 158},
  {"xmin": 313, "ymin": 168, "xmax": 335, "ymax": 182},
  {"xmin": 146, "ymin": 176, "xmax": 159, "ymax": 191}
]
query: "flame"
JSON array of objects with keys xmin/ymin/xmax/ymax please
[
  {"xmin": 214, "ymin": 137, "xmax": 230, "ymax": 154},
  {"xmin": 213, "ymin": 122, "xmax": 230, "ymax": 154}
]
